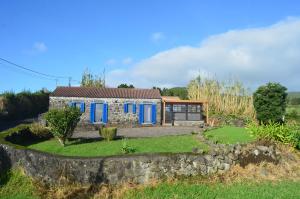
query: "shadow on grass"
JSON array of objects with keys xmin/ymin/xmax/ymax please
[
  {"xmin": 66, "ymin": 136, "xmax": 126, "ymax": 146},
  {"xmin": 5, "ymin": 136, "xmax": 50, "ymax": 147}
]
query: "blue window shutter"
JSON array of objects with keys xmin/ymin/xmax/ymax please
[
  {"xmin": 90, "ymin": 103, "xmax": 95, "ymax": 123},
  {"xmin": 103, "ymin": 103, "xmax": 108, "ymax": 123},
  {"xmin": 124, "ymin": 103, "xmax": 128, "ymax": 113},
  {"xmin": 133, "ymin": 104, "xmax": 136, "ymax": 114},
  {"xmin": 139, "ymin": 104, "xmax": 144, "ymax": 124},
  {"xmin": 151, "ymin": 104, "xmax": 157, "ymax": 124},
  {"xmin": 80, "ymin": 102, "xmax": 85, "ymax": 112}
]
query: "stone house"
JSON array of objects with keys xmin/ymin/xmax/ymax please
[{"xmin": 50, "ymin": 87, "xmax": 208, "ymax": 129}]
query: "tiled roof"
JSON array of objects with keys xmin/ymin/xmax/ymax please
[{"xmin": 51, "ymin": 87, "xmax": 162, "ymax": 99}]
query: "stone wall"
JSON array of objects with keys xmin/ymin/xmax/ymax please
[
  {"xmin": 0, "ymin": 142, "xmax": 280, "ymax": 185},
  {"xmin": 49, "ymin": 97, "xmax": 161, "ymax": 129}
]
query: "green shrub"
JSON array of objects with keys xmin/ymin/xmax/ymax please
[
  {"xmin": 253, "ymin": 83, "xmax": 287, "ymax": 124},
  {"xmin": 121, "ymin": 139, "xmax": 136, "ymax": 154},
  {"xmin": 99, "ymin": 127, "xmax": 117, "ymax": 141},
  {"xmin": 246, "ymin": 121, "xmax": 300, "ymax": 148},
  {"xmin": 29, "ymin": 123, "xmax": 52, "ymax": 138},
  {"xmin": 44, "ymin": 106, "xmax": 82, "ymax": 146}
]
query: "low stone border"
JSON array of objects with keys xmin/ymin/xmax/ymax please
[{"xmin": 0, "ymin": 138, "xmax": 280, "ymax": 185}]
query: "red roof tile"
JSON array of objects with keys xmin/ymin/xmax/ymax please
[{"xmin": 51, "ymin": 87, "xmax": 161, "ymax": 99}]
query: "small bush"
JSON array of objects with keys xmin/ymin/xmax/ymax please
[
  {"xmin": 121, "ymin": 139, "xmax": 136, "ymax": 154},
  {"xmin": 99, "ymin": 127, "xmax": 117, "ymax": 141},
  {"xmin": 246, "ymin": 121, "xmax": 300, "ymax": 148},
  {"xmin": 44, "ymin": 106, "xmax": 82, "ymax": 146},
  {"xmin": 29, "ymin": 123, "xmax": 52, "ymax": 139}
]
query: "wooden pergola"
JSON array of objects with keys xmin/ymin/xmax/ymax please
[{"xmin": 161, "ymin": 96, "xmax": 209, "ymax": 125}]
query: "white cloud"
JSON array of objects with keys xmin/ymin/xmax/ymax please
[
  {"xmin": 33, "ymin": 42, "xmax": 47, "ymax": 53},
  {"xmin": 105, "ymin": 59, "xmax": 117, "ymax": 65},
  {"xmin": 151, "ymin": 32, "xmax": 165, "ymax": 42},
  {"xmin": 107, "ymin": 18, "xmax": 300, "ymax": 90},
  {"xmin": 24, "ymin": 42, "xmax": 47, "ymax": 55},
  {"xmin": 122, "ymin": 57, "xmax": 133, "ymax": 65}
]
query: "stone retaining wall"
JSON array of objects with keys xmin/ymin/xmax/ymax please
[{"xmin": 0, "ymin": 142, "xmax": 279, "ymax": 185}]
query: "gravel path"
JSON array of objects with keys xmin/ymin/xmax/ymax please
[{"xmin": 73, "ymin": 126, "xmax": 204, "ymax": 139}]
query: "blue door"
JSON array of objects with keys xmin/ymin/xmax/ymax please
[{"xmin": 139, "ymin": 103, "xmax": 157, "ymax": 125}]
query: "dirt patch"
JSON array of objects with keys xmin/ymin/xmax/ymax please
[{"xmin": 239, "ymin": 153, "xmax": 278, "ymax": 168}]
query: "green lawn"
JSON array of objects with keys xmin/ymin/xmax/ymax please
[
  {"xmin": 123, "ymin": 181, "xmax": 300, "ymax": 199},
  {"xmin": 28, "ymin": 135, "xmax": 209, "ymax": 157},
  {"xmin": 204, "ymin": 126, "xmax": 255, "ymax": 144}
]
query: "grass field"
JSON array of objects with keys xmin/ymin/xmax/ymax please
[
  {"xmin": 286, "ymin": 104, "xmax": 300, "ymax": 123},
  {"xmin": 286, "ymin": 105, "xmax": 300, "ymax": 114},
  {"xmin": 28, "ymin": 135, "xmax": 209, "ymax": 157},
  {"xmin": 123, "ymin": 181, "xmax": 300, "ymax": 199},
  {"xmin": 204, "ymin": 126, "xmax": 255, "ymax": 144}
]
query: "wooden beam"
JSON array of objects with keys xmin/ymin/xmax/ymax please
[{"xmin": 163, "ymin": 101, "xmax": 166, "ymax": 125}]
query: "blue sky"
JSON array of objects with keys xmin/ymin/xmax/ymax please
[{"xmin": 1, "ymin": 0, "xmax": 300, "ymax": 92}]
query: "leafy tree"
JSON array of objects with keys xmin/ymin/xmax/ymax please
[
  {"xmin": 152, "ymin": 86, "xmax": 162, "ymax": 94},
  {"xmin": 160, "ymin": 87, "xmax": 188, "ymax": 99},
  {"xmin": 117, "ymin": 83, "xmax": 134, "ymax": 88},
  {"xmin": 44, "ymin": 106, "xmax": 82, "ymax": 146},
  {"xmin": 253, "ymin": 82, "xmax": 287, "ymax": 124},
  {"xmin": 0, "ymin": 90, "xmax": 49, "ymax": 120},
  {"xmin": 81, "ymin": 68, "xmax": 104, "ymax": 87}
]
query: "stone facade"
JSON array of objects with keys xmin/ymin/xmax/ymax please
[
  {"xmin": 0, "ymin": 142, "xmax": 280, "ymax": 185},
  {"xmin": 49, "ymin": 97, "xmax": 161, "ymax": 129}
]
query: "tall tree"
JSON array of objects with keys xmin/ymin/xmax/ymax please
[
  {"xmin": 81, "ymin": 68, "xmax": 104, "ymax": 87},
  {"xmin": 253, "ymin": 82, "xmax": 287, "ymax": 124}
]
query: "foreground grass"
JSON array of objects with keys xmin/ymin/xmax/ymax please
[
  {"xmin": 28, "ymin": 135, "xmax": 209, "ymax": 157},
  {"xmin": 124, "ymin": 181, "xmax": 300, "ymax": 199},
  {"xmin": 204, "ymin": 126, "xmax": 255, "ymax": 144},
  {"xmin": 0, "ymin": 169, "xmax": 38, "ymax": 199},
  {"xmin": 1, "ymin": 169, "xmax": 300, "ymax": 199}
]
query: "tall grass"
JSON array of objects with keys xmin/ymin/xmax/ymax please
[{"xmin": 187, "ymin": 76, "xmax": 255, "ymax": 119}]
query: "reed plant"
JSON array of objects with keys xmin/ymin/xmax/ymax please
[{"xmin": 187, "ymin": 76, "xmax": 255, "ymax": 120}]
